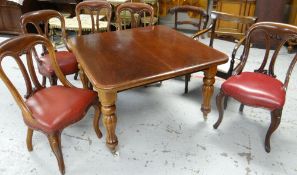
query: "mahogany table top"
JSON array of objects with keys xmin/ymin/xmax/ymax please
[{"xmin": 68, "ymin": 25, "xmax": 228, "ymax": 91}]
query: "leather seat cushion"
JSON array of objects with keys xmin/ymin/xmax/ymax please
[
  {"xmin": 222, "ymin": 72, "xmax": 286, "ymax": 110},
  {"xmin": 39, "ymin": 51, "xmax": 78, "ymax": 76},
  {"xmin": 25, "ymin": 86, "xmax": 97, "ymax": 133}
]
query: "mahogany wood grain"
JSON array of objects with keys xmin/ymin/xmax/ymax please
[{"xmin": 68, "ymin": 25, "xmax": 228, "ymax": 150}]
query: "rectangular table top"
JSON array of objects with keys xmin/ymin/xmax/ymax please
[{"xmin": 68, "ymin": 25, "xmax": 228, "ymax": 91}]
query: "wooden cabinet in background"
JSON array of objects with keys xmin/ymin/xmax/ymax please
[{"xmin": 215, "ymin": 0, "xmax": 256, "ymax": 40}]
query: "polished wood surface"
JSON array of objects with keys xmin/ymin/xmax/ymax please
[
  {"xmin": 68, "ymin": 25, "xmax": 228, "ymax": 150},
  {"xmin": 69, "ymin": 25, "xmax": 227, "ymax": 91}
]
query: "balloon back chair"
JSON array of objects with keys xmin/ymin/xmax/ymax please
[
  {"xmin": 75, "ymin": 0, "xmax": 112, "ymax": 36},
  {"xmin": 116, "ymin": 2, "xmax": 154, "ymax": 30},
  {"xmin": 20, "ymin": 10, "xmax": 79, "ymax": 86},
  {"xmin": 0, "ymin": 34, "xmax": 102, "ymax": 174},
  {"xmin": 214, "ymin": 22, "xmax": 297, "ymax": 153}
]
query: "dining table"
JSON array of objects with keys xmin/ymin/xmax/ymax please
[{"xmin": 68, "ymin": 25, "xmax": 228, "ymax": 151}]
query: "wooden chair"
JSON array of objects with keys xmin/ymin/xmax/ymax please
[
  {"xmin": 0, "ymin": 34, "xmax": 102, "ymax": 174},
  {"xmin": 184, "ymin": 11, "xmax": 257, "ymax": 93},
  {"xmin": 20, "ymin": 10, "xmax": 79, "ymax": 86},
  {"xmin": 116, "ymin": 2, "xmax": 154, "ymax": 30},
  {"xmin": 214, "ymin": 22, "xmax": 297, "ymax": 153},
  {"xmin": 169, "ymin": 5, "xmax": 208, "ymax": 33},
  {"xmin": 140, "ymin": 0, "xmax": 160, "ymax": 26},
  {"xmin": 75, "ymin": 0, "xmax": 112, "ymax": 35}
]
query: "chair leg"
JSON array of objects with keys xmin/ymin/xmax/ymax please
[
  {"xmin": 49, "ymin": 76, "xmax": 58, "ymax": 86},
  {"xmin": 265, "ymin": 109, "xmax": 282, "ymax": 153},
  {"xmin": 48, "ymin": 132, "xmax": 65, "ymax": 175},
  {"xmin": 74, "ymin": 72, "xmax": 79, "ymax": 80},
  {"xmin": 93, "ymin": 103, "xmax": 103, "ymax": 139},
  {"xmin": 239, "ymin": 104, "xmax": 245, "ymax": 112},
  {"xmin": 184, "ymin": 74, "xmax": 191, "ymax": 94},
  {"xmin": 26, "ymin": 128, "xmax": 33, "ymax": 152},
  {"xmin": 78, "ymin": 64, "xmax": 89, "ymax": 89},
  {"xmin": 42, "ymin": 76, "xmax": 47, "ymax": 87},
  {"xmin": 223, "ymin": 96, "xmax": 229, "ymax": 109},
  {"xmin": 213, "ymin": 90, "xmax": 225, "ymax": 129}
]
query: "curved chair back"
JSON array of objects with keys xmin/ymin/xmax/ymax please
[
  {"xmin": 75, "ymin": 0, "xmax": 112, "ymax": 35},
  {"xmin": 20, "ymin": 10, "xmax": 79, "ymax": 86},
  {"xmin": 169, "ymin": 5, "xmax": 208, "ymax": 32},
  {"xmin": 238, "ymin": 22, "xmax": 297, "ymax": 90},
  {"xmin": 116, "ymin": 2, "xmax": 154, "ymax": 30},
  {"xmin": 0, "ymin": 34, "xmax": 67, "ymax": 126},
  {"xmin": 20, "ymin": 10, "xmax": 67, "ymax": 48},
  {"xmin": 208, "ymin": 11, "xmax": 257, "ymax": 47},
  {"xmin": 0, "ymin": 34, "xmax": 100, "ymax": 174}
]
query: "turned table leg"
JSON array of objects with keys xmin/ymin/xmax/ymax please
[
  {"xmin": 98, "ymin": 90, "xmax": 118, "ymax": 151},
  {"xmin": 201, "ymin": 66, "xmax": 217, "ymax": 120}
]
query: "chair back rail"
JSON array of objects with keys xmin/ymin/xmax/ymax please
[
  {"xmin": 169, "ymin": 5, "xmax": 208, "ymax": 31},
  {"xmin": 237, "ymin": 22, "xmax": 297, "ymax": 90},
  {"xmin": 0, "ymin": 35, "xmax": 55, "ymax": 127},
  {"xmin": 75, "ymin": 0, "xmax": 112, "ymax": 35},
  {"xmin": 209, "ymin": 11, "xmax": 258, "ymax": 48},
  {"xmin": 20, "ymin": 10, "xmax": 70, "ymax": 52}
]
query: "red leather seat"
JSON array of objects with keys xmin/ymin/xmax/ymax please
[
  {"xmin": 39, "ymin": 51, "xmax": 78, "ymax": 77},
  {"xmin": 222, "ymin": 72, "xmax": 286, "ymax": 110},
  {"xmin": 20, "ymin": 10, "xmax": 79, "ymax": 86},
  {"xmin": 0, "ymin": 34, "xmax": 102, "ymax": 175},
  {"xmin": 26, "ymin": 86, "xmax": 97, "ymax": 133}
]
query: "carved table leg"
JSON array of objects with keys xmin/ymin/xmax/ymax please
[
  {"xmin": 98, "ymin": 90, "xmax": 118, "ymax": 151},
  {"xmin": 201, "ymin": 66, "xmax": 217, "ymax": 120}
]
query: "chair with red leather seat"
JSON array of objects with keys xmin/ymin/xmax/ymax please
[
  {"xmin": 0, "ymin": 34, "xmax": 102, "ymax": 174},
  {"xmin": 20, "ymin": 10, "xmax": 79, "ymax": 86},
  {"xmin": 214, "ymin": 22, "xmax": 297, "ymax": 152}
]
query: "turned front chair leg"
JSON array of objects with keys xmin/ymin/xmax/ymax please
[
  {"xmin": 48, "ymin": 132, "xmax": 65, "ymax": 175},
  {"xmin": 93, "ymin": 103, "xmax": 103, "ymax": 139},
  {"xmin": 265, "ymin": 109, "xmax": 282, "ymax": 153},
  {"xmin": 26, "ymin": 128, "xmax": 33, "ymax": 151},
  {"xmin": 213, "ymin": 90, "xmax": 225, "ymax": 129}
]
